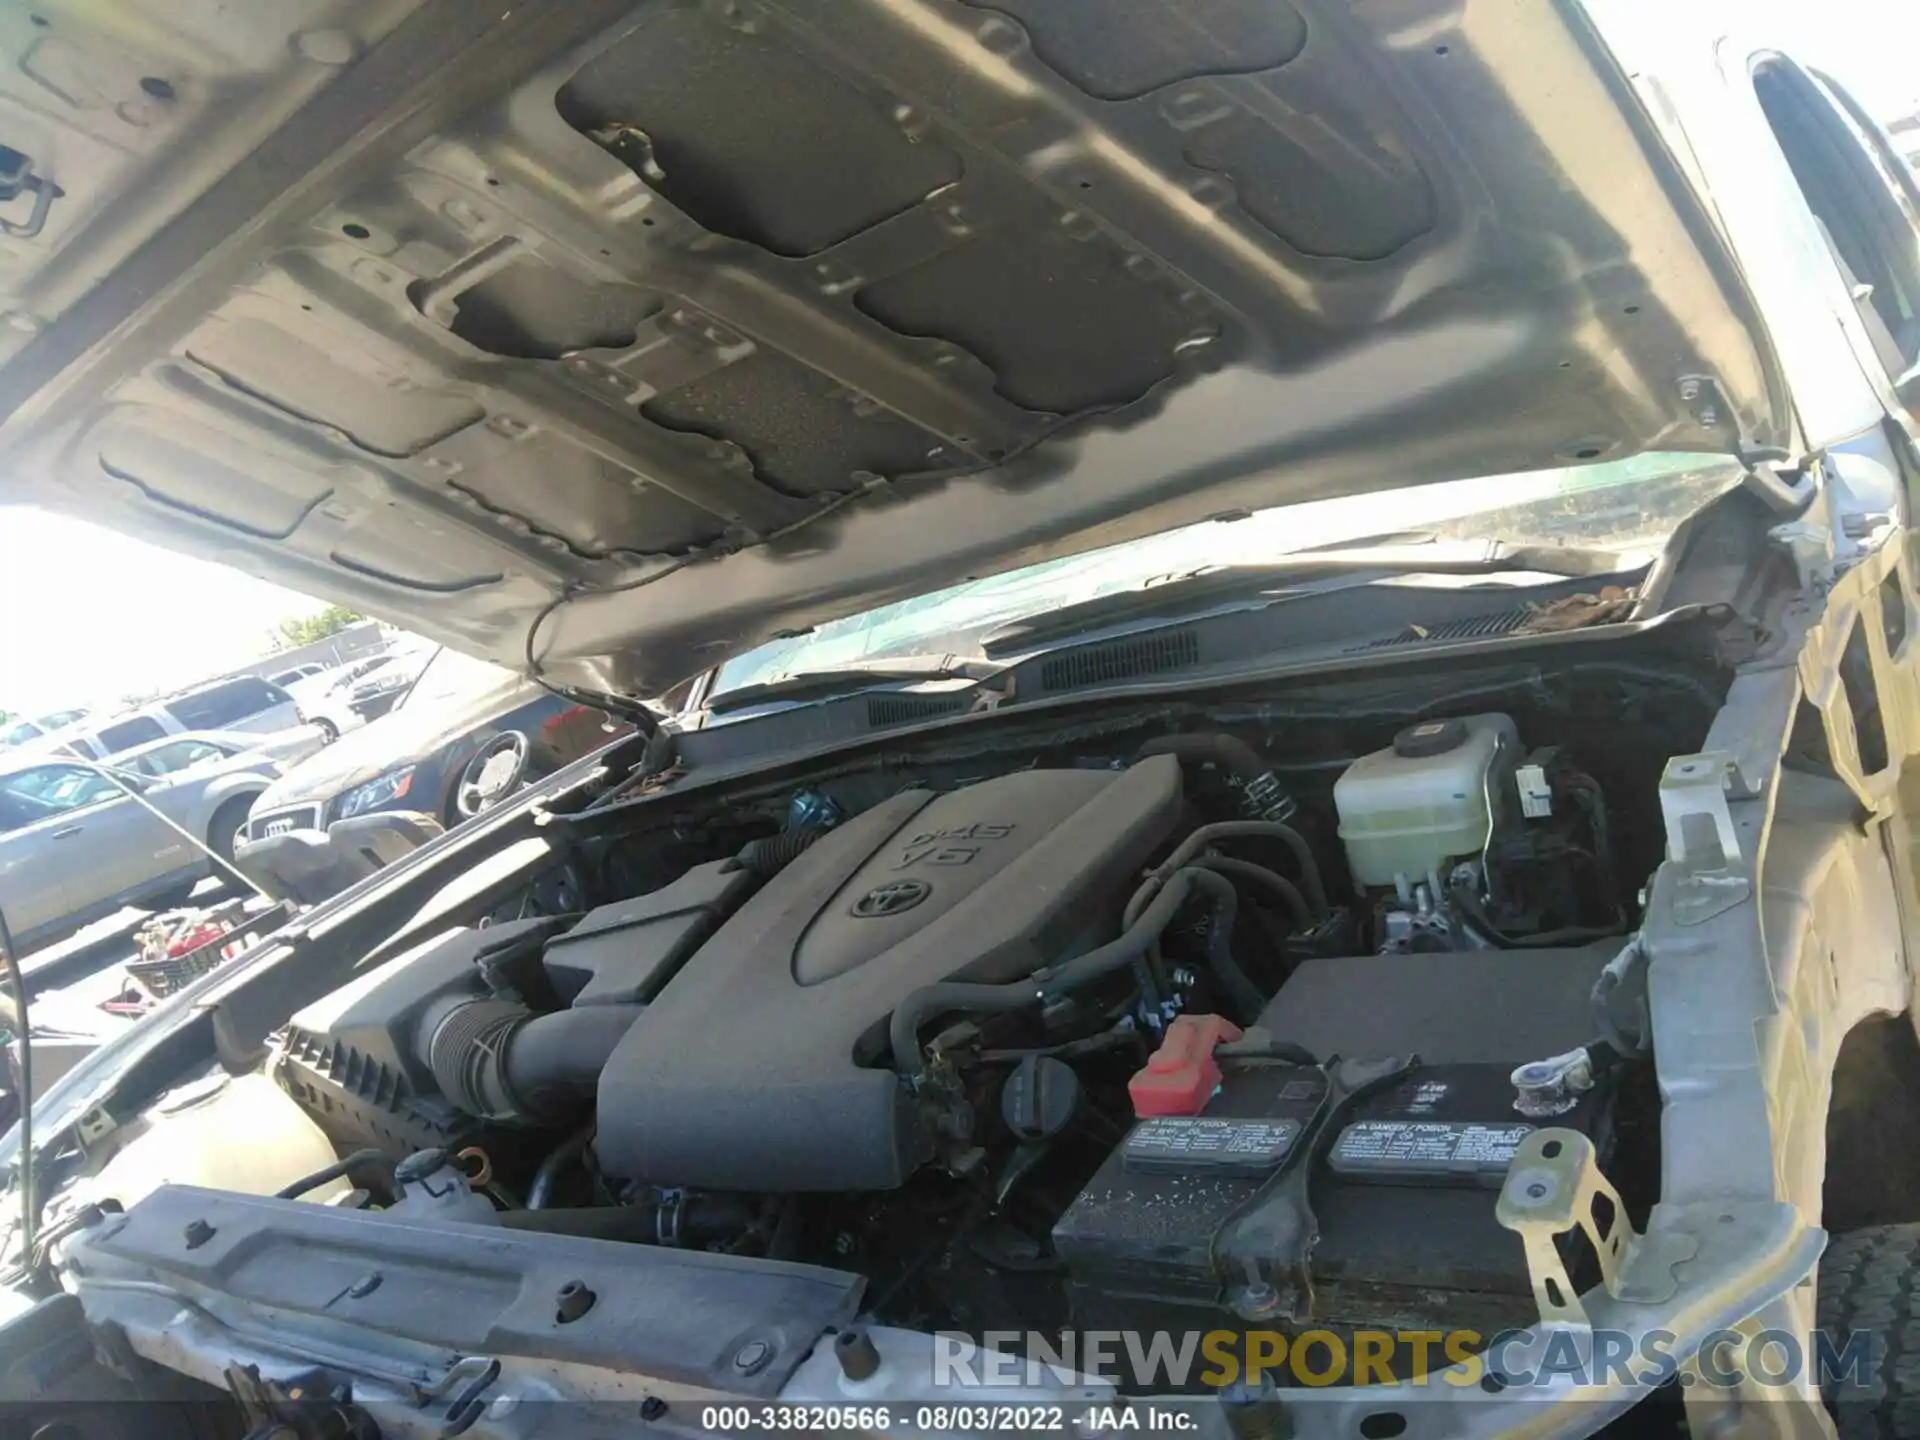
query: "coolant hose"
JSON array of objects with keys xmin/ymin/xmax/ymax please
[
  {"xmin": 527, "ymin": 1123, "xmax": 594, "ymax": 1210},
  {"xmin": 1180, "ymin": 868, "xmax": 1268, "ymax": 1025},
  {"xmin": 890, "ymin": 866, "xmax": 1264, "ymax": 1075},
  {"xmin": 1134, "ymin": 821, "xmax": 1329, "ymax": 920},
  {"xmin": 1049, "ymin": 867, "xmax": 1262, "ymax": 1019},
  {"xmin": 496, "ymin": 1195, "xmax": 755, "ymax": 1244},
  {"xmin": 275, "ymin": 1147, "xmax": 392, "ymax": 1201},
  {"xmin": 1188, "ymin": 855, "xmax": 1311, "ymax": 928},
  {"xmin": 888, "ymin": 982, "xmax": 1046, "ymax": 1079},
  {"xmin": 421, "ymin": 1000, "xmax": 645, "ymax": 1122}
]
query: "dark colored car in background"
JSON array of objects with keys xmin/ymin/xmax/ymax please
[{"xmin": 233, "ymin": 649, "xmax": 624, "ymax": 902}]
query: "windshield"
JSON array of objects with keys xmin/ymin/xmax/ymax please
[
  {"xmin": 395, "ymin": 648, "xmax": 515, "ymax": 711},
  {"xmin": 711, "ymin": 454, "xmax": 1739, "ymax": 699}
]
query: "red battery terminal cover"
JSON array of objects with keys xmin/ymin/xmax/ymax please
[{"xmin": 1128, "ymin": 1013, "xmax": 1243, "ymax": 1117}]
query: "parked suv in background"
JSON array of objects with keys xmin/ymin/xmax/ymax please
[
  {"xmin": 0, "ymin": 741, "xmax": 278, "ymax": 952},
  {"xmin": 57, "ymin": 677, "xmax": 303, "ymax": 761},
  {"xmin": 266, "ymin": 662, "xmax": 328, "ymax": 689},
  {"xmin": 0, "ymin": 709, "xmax": 90, "ymax": 751}
]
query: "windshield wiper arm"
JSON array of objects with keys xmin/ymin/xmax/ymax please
[
  {"xmin": 707, "ymin": 655, "xmax": 1000, "ymax": 713},
  {"xmin": 982, "ymin": 540, "xmax": 1637, "ymax": 656}
]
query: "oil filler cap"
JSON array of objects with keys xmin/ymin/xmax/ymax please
[
  {"xmin": 1392, "ymin": 718, "xmax": 1468, "ymax": 758},
  {"xmin": 1002, "ymin": 1055, "xmax": 1080, "ymax": 1141}
]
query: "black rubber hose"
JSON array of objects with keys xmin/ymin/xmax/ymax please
[
  {"xmin": 1134, "ymin": 821, "xmax": 1329, "ymax": 920},
  {"xmin": 1182, "ymin": 867, "xmax": 1268, "ymax": 1025},
  {"xmin": 1141, "ymin": 734, "xmax": 1300, "ymax": 826},
  {"xmin": 527, "ymin": 1123, "xmax": 594, "ymax": 1210},
  {"xmin": 1041, "ymin": 869, "xmax": 1206, "ymax": 993},
  {"xmin": 735, "ymin": 826, "xmax": 824, "ymax": 877},
  {"xmin": 1139, "ymin": 733, "xmax": 1275, "ymax": 786},
  {"xmin": 889, "ymin": 866, "xmax": 1267, "ymax": 1075},
  {"xmin": 1216, "ymin": 1037, "xmax": 1319, "ymax": 1066},
  {"xmin": 889, "ymin": 982, "xmax": 1047, "ymax": 1079},
  {"xmin": 1446, "ymin": 878, "xmax": 1619, "ymax": 951},
  {"xmin": 1058, "ymin": 867, "xmax": 1264, "ymax": 1017},
  {"xmin": 496, "ymin": 1196, "xmax": 755, "ymax": 1244},
  {"xmin": 1189, "ymin": 855, "xmax": 1311, "ymax": 929},
  {"xmin": 495, "ymin": 1206, "xmax": 664, "ymax": 1241},
  {"xmin": 275, "ymin": 1147, "xmax": 391, "ymax": 1201}
]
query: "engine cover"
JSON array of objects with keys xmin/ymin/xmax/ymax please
[{"xmin": 594, "ymin": 757, "xmax": 1184, "ymax": 1191}]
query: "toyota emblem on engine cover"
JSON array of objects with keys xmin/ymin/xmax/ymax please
[{"xmin": 851, "ymin": 878, "xmax": 932, "ymax": 918}]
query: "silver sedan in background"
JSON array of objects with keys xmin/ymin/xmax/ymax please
[{"xmin": 0, "ymin": 733, "xmax": 286, "ymax": 953}]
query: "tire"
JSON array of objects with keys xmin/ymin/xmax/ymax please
[
  {"xmin": 1817, "ymin": 1224, "xmax": 1920, "ymax": 1437},
  {"xmin": 206, "ymin": 797, "xmax": 255, "ymax": 870},
  {"xmin": 314, "ymin": 717, "xmax": 339, "ymax": 744}
]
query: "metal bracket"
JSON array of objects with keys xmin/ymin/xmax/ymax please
[
  {"xmin": 1658, "ymin": 752, "xmax": 1753, "ymax": 925},
  {"xmin": 75, "ymin": 1105, "xmax": 118, "ymax": 1151},
  {"xmin": 1497, "ymin": 1129, "xmax": 1629, "ymax": 1329},
  {"xmin": 0, "ymin": 144, "xmax": 59, "ymax": 240},
  {"xmin": 1496, "ymin": 1129, "xmax": 1698, "ymax": 1330},
  {"xmin": 1770, "ymin": 517, "xmax": 1839, "ymax": 593},
  {"xmin": 1660, "ymin": 753, "xmax": 1741, "ymax": 867},
  {"xmin": 1677, "ymin": 374, "xmax": 1803, "ymax": 507},
  {"xmin": 405, "ymin": 1354, "xmax": 501, "ymax": 1437}
]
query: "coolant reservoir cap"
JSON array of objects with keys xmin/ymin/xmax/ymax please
[{"xmin": 1392, "ymin": 718, "xmax": 1468, "ymax": 758}]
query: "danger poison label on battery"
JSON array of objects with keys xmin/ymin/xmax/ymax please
[
  {"xmin": 1330, "ymin": 1120, "xmax": 1534, "ymax": 1177},
  {"xmin": 1124, "ymin": 1117, "xmax": 1302, "ymax": 1175}
]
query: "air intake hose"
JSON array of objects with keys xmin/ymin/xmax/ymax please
[{"xmin": 420, "ymin": 999, "xmax": 644, "ymax": 1123}]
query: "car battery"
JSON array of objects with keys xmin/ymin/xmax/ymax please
[{"xmin": 1052, "ymin": 1037, "xmax": 1616, "ymax": 1339}]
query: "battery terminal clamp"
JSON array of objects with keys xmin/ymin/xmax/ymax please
[
  {"xmin": 1510, "ymin": 1047, "xmax": 1595, "ymax": 1118},
  {"xmin": 1496, "ymin": 1128, "xmax": 1697, "ymax": 1329},
  {"xmin": 1129, "ymin": 1013, "xmax": 1242, "ymax": 1117}
]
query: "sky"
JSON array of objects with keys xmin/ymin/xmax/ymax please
[
  {"xmin": 2, "ymin": 0, "xmax": 1918, "ymax": 718},
  {"xmin": 0, "ymin": 509, "xmax": 327, "ymax": 716},
  {"xmin": 1595, "ymin": 0, "xmax": 1920, "ymax": 119}
]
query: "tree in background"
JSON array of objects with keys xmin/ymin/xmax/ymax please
[{"xmin": 270, "ymin": 604, "xmax": 365, "ymax": 652}]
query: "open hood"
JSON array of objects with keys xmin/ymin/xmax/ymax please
[{"xmin": 0, "ymin": 0, "xmax": 1787, "ymax": 699}]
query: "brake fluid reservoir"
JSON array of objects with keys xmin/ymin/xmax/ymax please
[{"xmin": 1334, "ymin": 714, "xmax": 1518, "ymax": 889}]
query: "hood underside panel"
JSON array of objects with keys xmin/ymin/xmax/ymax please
[{"xmin": 0, "ymin": 0, "xmax": 1785, "ymax": 696}]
